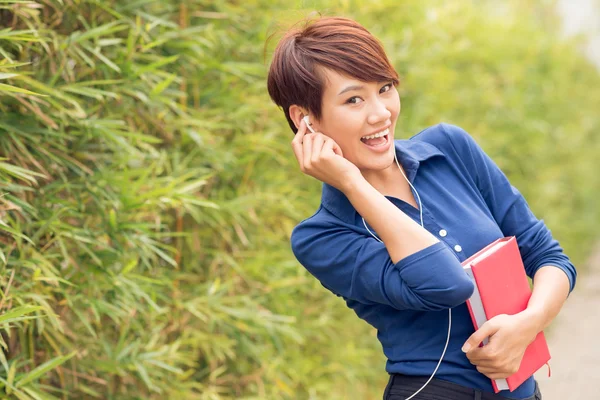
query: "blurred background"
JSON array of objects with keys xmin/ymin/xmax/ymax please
[{"xmin": 0, "ymin": 0, "xmax": 598, "ymax": 399}]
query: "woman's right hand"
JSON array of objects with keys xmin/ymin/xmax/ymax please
[{"xmin": 291, "ymin": 118, "xmax": 362, "ymax": 192}]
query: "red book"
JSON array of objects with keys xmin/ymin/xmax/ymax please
[{"xmin": 461, "ymin": 236, "xmax": 550, "ymax": 393}]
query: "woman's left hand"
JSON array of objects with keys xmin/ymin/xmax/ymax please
[{"xmin": 462, "ymin": 312, "xmax": 541, "ymax": 379}]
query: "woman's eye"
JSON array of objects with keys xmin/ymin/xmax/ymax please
[
  {"xmin": 380, "ymin": 83, "xmax": 393, "ymax": 93},
  {"xmin": 346, "ymin": 84, "xmax": 392, "ymax": 104}
]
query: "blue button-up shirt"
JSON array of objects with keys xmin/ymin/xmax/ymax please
[{"xmin": 290, "ymin": 123, "xmax": 576, "ymax": 399}]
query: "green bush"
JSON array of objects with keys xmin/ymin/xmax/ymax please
[{"xmin": 0, "ymin": 0, "xmax": 597, "ymax": 399}]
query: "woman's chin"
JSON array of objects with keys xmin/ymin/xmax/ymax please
[{"xmin": 358, "ymin": 154, "xmax": 396, "ymax": 174}]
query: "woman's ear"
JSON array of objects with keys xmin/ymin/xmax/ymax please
[{"xmin": 289, "ymin": 105, "xmax": 308, "ymax": 130}]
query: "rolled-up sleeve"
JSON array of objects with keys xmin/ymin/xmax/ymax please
[
  {"xmin": 291, "ymin": 217, "xmax": 475, "ymax": 311},
  {"xmin": 441, "ymin": 123, "xmax": 577, "ymax": 292}
]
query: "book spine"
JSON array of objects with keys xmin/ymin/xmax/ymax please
[{"xmin": 464, "ymin": 265, "xmax": 508, "ymax": 393}]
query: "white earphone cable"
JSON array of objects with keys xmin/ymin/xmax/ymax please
[
  {"xmin": 361, "ymin": 147, "xmax": 452, "ymax": 400},
  {"xmin": 303, "ymin": 114, "xmax": 452, "ymax": 398}
]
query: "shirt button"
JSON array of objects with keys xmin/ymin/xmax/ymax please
[
  {"xmin": 454, "ymin": 245, "xmax": 462, "ymax": 253},
  {"xmin": 439, "ymin": 229, "xmax": 447, "ymax": 237}
]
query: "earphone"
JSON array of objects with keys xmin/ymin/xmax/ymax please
[
  {"xmin": 303, "ymin": 115, "xmax": 317, "ymax": 134},
  {"xmin": 361, "ymin": 145, "xmax": 452, "ymax": 400}
]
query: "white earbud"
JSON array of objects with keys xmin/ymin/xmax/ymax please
[{"xmin": 303, "ymin": 115, "xmax": 316, "ymax": 134}]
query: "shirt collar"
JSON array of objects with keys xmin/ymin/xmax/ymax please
[{"xmin": 321, "ymin": 139, "xmax": 445, "ymax": 225}]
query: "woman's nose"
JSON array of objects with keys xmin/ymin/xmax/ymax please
[{"xmin": 367, "ymin": 98, "xmax": 392, "ymax": 125}]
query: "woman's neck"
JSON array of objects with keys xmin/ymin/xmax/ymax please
[{"xmin": 360, "ymin": 161, "xmax": 409, "ymax": 198}]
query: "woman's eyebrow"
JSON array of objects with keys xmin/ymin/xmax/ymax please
[{"xmin": 338, "ymin": 84, "xmax": 364, "ymax": 96}]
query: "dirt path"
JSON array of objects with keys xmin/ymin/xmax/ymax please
[{"xmin": 534, "ymin": 243, "xmax": 600, "ymax": 399}]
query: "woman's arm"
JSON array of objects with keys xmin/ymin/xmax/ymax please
[
  {"xmin": 292, "ymin": 117, "xmax": 448, "ymax": 265},
  {"xmin": 343, "ymin": 176, "xmax": 439, "ymax": 264},
  {"xmin": 440, "ymin": 123, "xmax": 577, "ymax": 378},
  {"xmin": 525, "ymin": 265, "xmax": 571, "ymax": 331},
  {"xmin": 463, "ymin": 266, "xmax": 570, "ymax": 379},
  {"xmin": 291, "ymin": 213, "xmax": 475, "ymax": 311},
  {"xmin": 438, "ymin": 123, "xmax": 577, "ymax": 290},
  {"xmin": 291, "ymin": 120, "xmax": 475, "ymax": 311},
  {"xmin": 292, "ymin": 174, "xmax": 476, "ymax": 312}
]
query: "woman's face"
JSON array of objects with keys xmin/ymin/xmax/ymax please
[{"xmin": 311, "ymin": 67, "xmax": 401, "ymax": 173}]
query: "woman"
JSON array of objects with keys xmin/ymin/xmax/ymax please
[{"xmin": 266, "ymin": 16, "xmax": 575, "ymax": 400}]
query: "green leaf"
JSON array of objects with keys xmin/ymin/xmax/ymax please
[
  {"xmin": 150, "ymin": 74, "xmax": 177, "ymax": 96},
  {"xmin": 0, "ymin": 83, "xmax": 45, "ymax": 96},
  {"xmin": 0, "ymin": 306, "xmax": 43, "ymax": 325},
  {"xmin": 134, "ymin": 55, "xmax": 180, "ymax": 76},
  {"xmin": 0, "ymin": 73, "xmax": 18, "ymax": 79},
  {"xmin": 0, "ymin": 338, "xmax": 8, "ymax": 372},
  {"xmin": 133, "ymin": 361, "xmax": 156, "ymax": 391},
  {"xmin": 0, "ymin": 378, "xmax": 31, "ymax": 400},
  {"xmin": 15, "ymin": 352, "xmax": 76, "ymax": 388},
  {"xmin": 0, "ymin": 221, "xmax": 35, "ymax": 245},
  {"xmin": 7, "ymin": 361, "xmax": 16, "ymax": 393},
  {"xmin": 68, "ymin": 21, "xmax": 128, "ymax": 45}
]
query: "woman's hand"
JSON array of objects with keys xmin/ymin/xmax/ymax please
[
  {"xmin": 291, "ymin": 118, "xmax": 362, "ymax": 192},
  {"xmin": 462, "ymin": 312, "xmax": 541, "ymax": 380}
]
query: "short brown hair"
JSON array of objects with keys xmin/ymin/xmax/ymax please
[{"xmin": 266, "ymin": 16, "xmax": 400, "ymax": 134}]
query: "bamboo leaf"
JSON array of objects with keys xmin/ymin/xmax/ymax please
[
  {"xmin": 0, "ymin": 83, "xmax": 45, "ymax": 96},
  {"xmin": 15, "ymin": 352, "xmax": 76, "ymax": 388},
  {"xmin": 0, "ymin": 306, "xmax": 43, "ymax": 325},
  {"xmin": 0, "ymin": 73, "xmax": 18, "ymax": 79},
  {"xmin": 7, "ymin": 362, "xmax": 16, "ymax": 393},
  {"xmin": 0, "ymin": 378, "xmax": 31, "ymax": 400},
  {"xmin": 0, "ymin": 338, "xmax": 8, "ymax": 372},
  {"xmin": 150, "ymin": 74, "xmax": 177, "ymax": 96},
  {"xmin": 133, "ymin": 361, "xmax": 155, "ymax": 391},
  {"xmin": 67, "ymin": 22, "xmax": 128, "ymax": 45},
  {"xmin": 22, "ymin": 387, "xmax": 62, "ymax": 400},
  {"xmin": 134, "ymin": 55, "xmax": 179, "ymax": 76}
]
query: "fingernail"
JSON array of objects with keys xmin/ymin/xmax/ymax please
[{"xmin": 462, "ymin": 344, "xmax": 471, "ymax": 353}]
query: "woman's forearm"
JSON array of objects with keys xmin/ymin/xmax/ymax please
[
  {"xmin": 522, "ymin": 266, "xmax": 571, "ymax": 333},
  {"xmin": 343, "ymin": 176, "xmax": 440, "ymax": 264}
]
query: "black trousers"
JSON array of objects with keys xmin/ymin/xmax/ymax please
[{"xmin": 382, "ymin": 374, "xmax": 542, "ymax": 400}]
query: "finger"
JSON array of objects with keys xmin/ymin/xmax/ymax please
[
  {"xmin": 292, "ymin": 118, "xmax": 307, "ymax": 146},
  {"xmin": 311, "ymin": 134, "xmax": 325, "ymax": 162},
  {"xmin": 302, "ymin": 132, "xmax": 314, "ymax": 170},
  {"xmin": 476, "ymin": 366, "xmax": 511, "ymax": 380},
  {"xmin": 465, "ymin": 346, "xmax": 483, "ymax": 361},
  {"xmin": 469, "ymin": 357, "xmax": 497, "ymax": 368},
  {"xmin": 476, "ymin": 365, "xmax": 498, "ymax": 374},
  {"xmin": 321, "ymin": 137, "xmax": 344, "ymax": 158},
  {"xmin": 331, "ymin": 139, "xmax": 344, "ymax": 157},
  {"xmin": 463, "ymin": 322, "xmax": 499, "ymax": 353},
  {"xmin": 322, "ymin": 138, "xmax": 335, "ymax": 157},
  {"xmin": 467, "ymin": 342, "xmax": 500, "ymax": 362},
  {"xmin": 291, "ymin": 120, "xmax": 307, "ymax": 169}
]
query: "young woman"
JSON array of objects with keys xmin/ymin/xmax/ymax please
[{"xmin": 267, "ymin": 16, "xmax": 575, "ymax": 400}]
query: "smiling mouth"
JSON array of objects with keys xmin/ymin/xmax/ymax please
[{"xmin": 360, "ymin": 128, "xmax": 390, "ymax": 147}]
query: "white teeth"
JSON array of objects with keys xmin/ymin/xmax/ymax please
[{"xmin": 361, "ymin": 128, "xmax": 389, "ymax": 140}]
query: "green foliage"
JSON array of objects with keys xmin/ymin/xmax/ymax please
[{"xmin": 0, "ymin": 0, "xmax": 597, "ymax": 399}]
